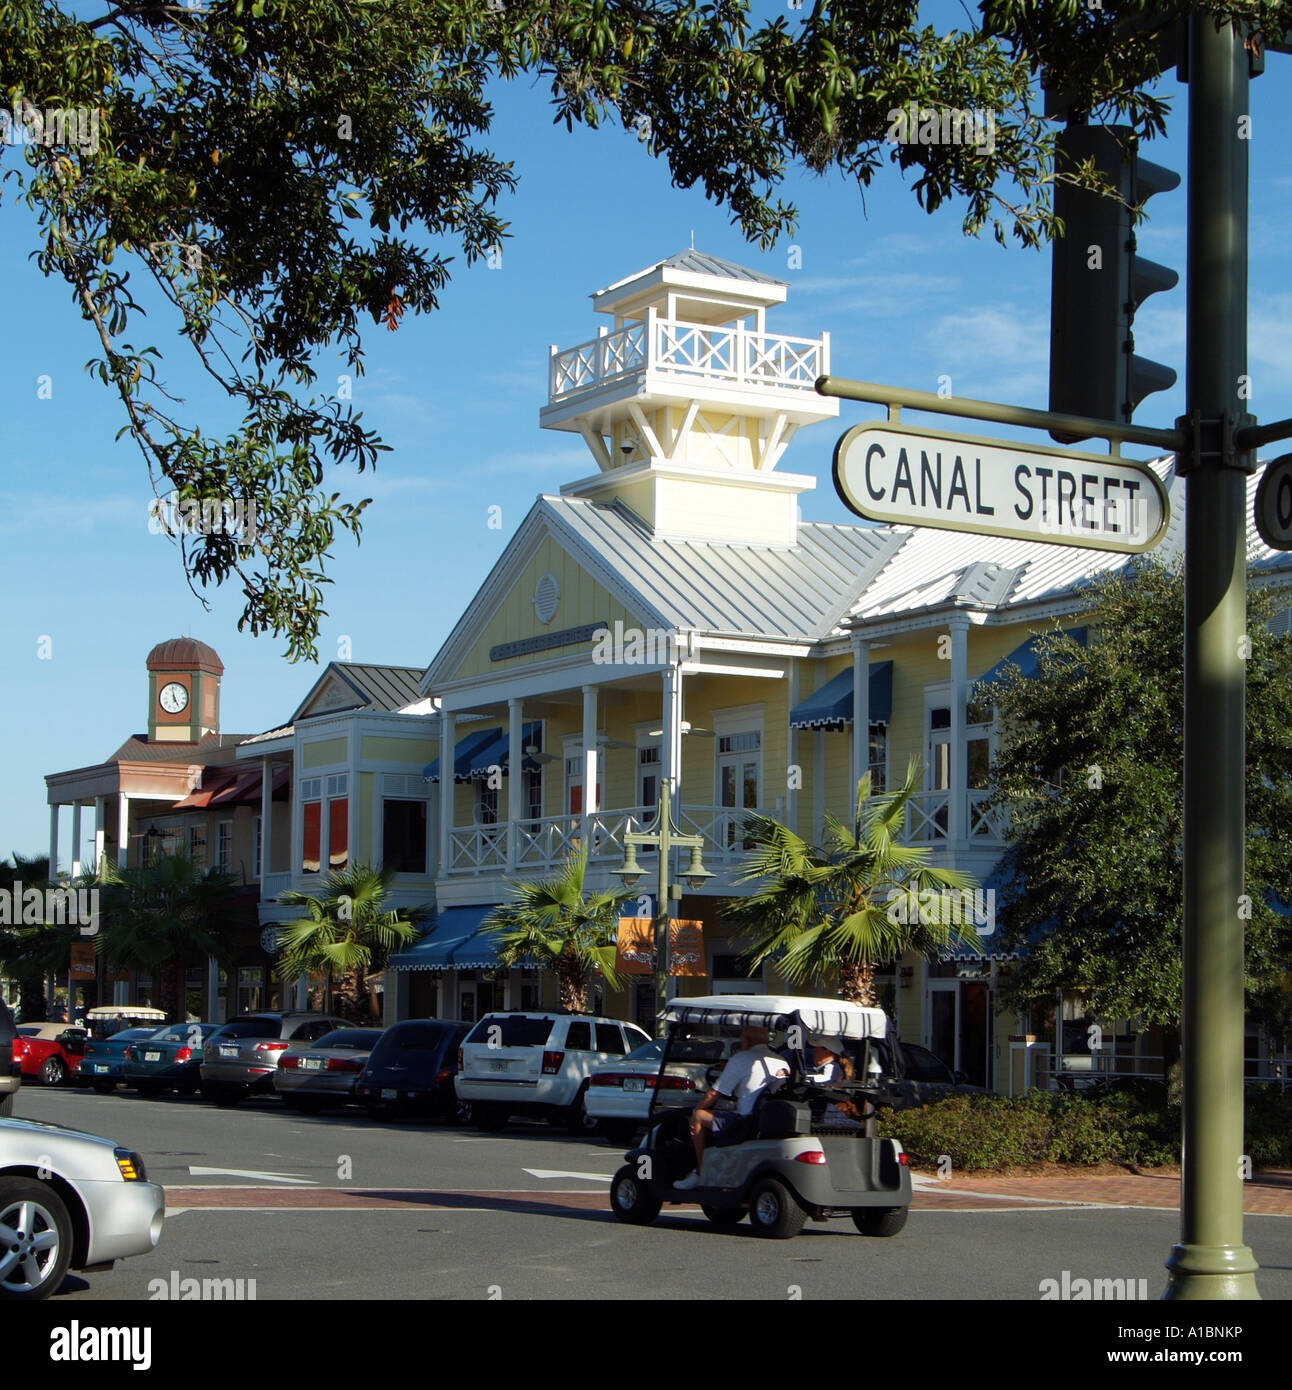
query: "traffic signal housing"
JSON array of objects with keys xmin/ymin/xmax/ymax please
[{"xmin": 1049, "ymin": 125, "xmax": 1180, "ymax": 442}]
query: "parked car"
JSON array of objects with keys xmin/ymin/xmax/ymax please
[
  {"xmin": 609, "ymin": 995, "xmax": 912, "ymax": 1239},
  {"xmin": 275, "ymin": 1027, "xmax": 385, "ymax": 1112},
  {"xmin": 0, "ymin": 1114, "xmax": 164, "ymax": 1300},
  {"xmin": 895, "ymin": 1042, "xmax": 990, "ymax": 1106},
  {"xmin": 200, "ymin": 1012, "xmax": 351, "ymax": 1106},
  {"xmin": 355, "ymin": 1019, "xmax": 472, "ymax": 1121},
  {"xmin": 0, "ymin": 1001, "xmax": 20, "ymax": 1117},
  {"xmin": 73, "ymin": 1029, "xmax": 159, "ymax": 1093},
  {"xmin": 587, "ymin": 1036, "xmax": 737, "ymax": 1143},
  {"xmin": 456, "ymin": 1011, "xmax": 652, "ymax": 1133},
  {"xmin": 11, "ymin": 1024, "xmax": 88, "ymax": 1087},
  {"xmin": 123, "ymin": 1022, "xmax": 221, "ymax": 1097}
]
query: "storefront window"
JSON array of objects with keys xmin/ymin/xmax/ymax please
[
  {"xmin": 302, "ymin": 801, "xmax": 321, "ymax": 873},
  {"xmin": 328, "ymin": 798, "xmax": 348, "ymax": 869}
]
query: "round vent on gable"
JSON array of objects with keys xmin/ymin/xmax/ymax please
[{"xmin": 533, "ymin": 572, "xmax": 560, "ymax": 624}]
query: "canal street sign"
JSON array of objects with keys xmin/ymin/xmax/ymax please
[
  {"xmin": 833, "ymin": 420, "xmax": 1169, "ymax": 552},
  {"xmin": 1254, "ymin": 453, "xmax": 1292, "ymax": 551}
]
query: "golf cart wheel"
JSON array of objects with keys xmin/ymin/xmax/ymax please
[
  {"xmin": 747, "ymin": 1178, "xmax": 807, "ymax": 1240},
  {"xmin": 701, "ymin": 1204, "xmax": 745, "ymax": 1226},
  {"xmin": 39, "ymin": 1057, "xmax": 66, "ymax": 1087},
  {"xmin": 474, "ymin": 1103, "xmax": 509, "ymax": 1132},
  {"xmin": 602, "ymin": 1120, "xmax": 638, "ymax": 1146},
  {"xmin": 0, "ymin": 1179, "xmax": 73, "ymax": 1301},
  {"xmin": 610, "ymin": 1165, "xmax": 661, "ymax": 1226},
  {"xmin": 852, "ymin": 1206, "xmax": 908, "ymax": 1238}
]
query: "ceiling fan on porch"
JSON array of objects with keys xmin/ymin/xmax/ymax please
[{"xmin": 647, "ymin": 720, "xmax": 716, "ymax": 738}]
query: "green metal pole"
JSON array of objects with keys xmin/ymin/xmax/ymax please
[
  {"xmin": 1163, "ymin": 11, "xmax": 1260, "ymax": 1300},
  {"xmin": 654, "ymin": 784, "xmax": 672, "ymax": 1036}
]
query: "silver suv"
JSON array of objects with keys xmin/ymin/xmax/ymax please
[
  {"xmin": 456, "ymin": 1011, "xmax": 651, "ymax": 1133},
  {"xmin": 200, "ymin": 1011, "xmax": 350, "ymax": 1106}
]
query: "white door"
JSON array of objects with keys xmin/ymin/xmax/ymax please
[{"xmin": 716, "ymin": 731, "xmax": 761, "ymax": 848}]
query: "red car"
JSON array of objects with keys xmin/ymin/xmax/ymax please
[{"xmin": 12, "ymin": 1023, "xmax": 88, "ymax": 1086}]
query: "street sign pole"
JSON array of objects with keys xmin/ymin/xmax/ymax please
[{"xmin": 1165, "ymin": 12, "xmax": 1260, "ymax": 1300}]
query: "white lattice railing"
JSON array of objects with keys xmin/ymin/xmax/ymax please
[
  {"xmin": 901, "ymin": 790, "xmax": 950, "ymax": 845},
  {"xmin": 449, "ymin": 825, "xmax": 507, "ymax": 873},
  {"xmin": 967, "ymin": 789, "xmax": 1008, "ymax": 842},
  {"xmin": 548, "ymin": 315, "xmax": 827, "ymax": 400}
]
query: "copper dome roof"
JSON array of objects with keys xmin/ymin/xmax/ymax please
[{"xmin": 145, "ymin": 637, "xmax": 224, "ymax": 674}]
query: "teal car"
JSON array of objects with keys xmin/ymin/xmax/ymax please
[
  {"xmin": 123, "ymin": 1023, "xmax": 220, "ymax": 1096},
  {"xmin": 74, "ymin": 1029, "xmax": 159, "ymax": 1093}
]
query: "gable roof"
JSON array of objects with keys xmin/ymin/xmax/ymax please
[
  {"xmin": 290, "ymin": 662, "xmax": 428, "ymax": 723},
  {"xmin": 657, "ymin": 249, "xmax": 787, "ymax": 286}
]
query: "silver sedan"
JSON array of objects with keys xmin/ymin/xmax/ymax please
[
  {"xmin": 274, "ymin": 1027, "xmax": 385, "ymax": 1112},
  {"xmin": 0, "ymin": 1115, "xmax": 164, "ymax": 1300}
]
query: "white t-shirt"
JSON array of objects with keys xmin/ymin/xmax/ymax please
[{"xmin": 714, "ymin": 1044, "xmax": 790, "ymax": 1116}]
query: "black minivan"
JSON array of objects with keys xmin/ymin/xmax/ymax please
[
  {"xmin": 355, "ymin": 1019, "xmax": 471, "ymax": 1121},
  {"xmin": 0, "ymin": 999, "xmax": 19, "ymax": 1116}
]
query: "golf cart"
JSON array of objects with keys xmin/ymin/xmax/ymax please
[
  {"xmin": 83, "ymin": 1005, "xmax": 169, "ymax": 1039},
  {"xmin": 608, "ymin": 995, "xmax": 912, "ymax": 1240}
]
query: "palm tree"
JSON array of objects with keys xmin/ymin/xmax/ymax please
[
  {"xmin": 0, "ymin": 854, "xmax": 54, "ymax": 1020},
  {"xmin": 277, "ymin": 864, "xmax": 427, "ymax": 1022},
  {"xmin": 99, "ymin": 855, "xmax": 241, "ymax": 1021},
  {"xmin": 482, "ymin": 848, "xmax": 630, "ymax": 1013},
  {"xmin": 724, "ymin": 760, "xmax": 984, "ymax": 1006}
]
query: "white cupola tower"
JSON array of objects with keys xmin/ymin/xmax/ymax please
[{"xmin": 540, "ymin": 250, "xmax": 838, "ymax": 545}]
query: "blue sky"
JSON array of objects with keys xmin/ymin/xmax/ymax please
[{"xmin": 3, "ymin": 24, "xmax": 1292, "ymax": 867}]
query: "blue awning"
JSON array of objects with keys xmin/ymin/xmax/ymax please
[
  {"xmin": 463, "ymin": 721, "xmax": 544, "ymax": 780},
  {"xmin": 938, "ymin": 862, "xmax": 1048, "ymax": 962},
  {"xmin": 387, "ymin": 905, "xmax": 503, "ymax": 971},
  {"xmin": 423, "ymin": 727, "xmax": 501, "ymax": 784},
  {"xmin": 789, "ymin": 661, "xmax": 893, "ymax": 731},
  {"xmin": 975, "ymin": 628, "xmax": 1087, "ymax": 689}
]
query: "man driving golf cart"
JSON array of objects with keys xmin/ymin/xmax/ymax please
[{"xmin": 609, "ymin": 995, "xmax": 912, "ymax": 1240}]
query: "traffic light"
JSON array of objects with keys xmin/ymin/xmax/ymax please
[{"xmin": 1048, "ymin": 124, "xmax": 1180, "ymax": 442}]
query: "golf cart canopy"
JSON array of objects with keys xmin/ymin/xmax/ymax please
[
  {"xmin": 663, "ymin": 995, "xmax": 889, "ymax": 1041},
  {"xmin": 83, "ymin": 1006, "xmax": 168, "ymax": 1022}
]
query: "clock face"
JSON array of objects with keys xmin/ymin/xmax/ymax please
[{"xmin": 159, "ymin": 681, "xmax": 189, "ymax": 714}]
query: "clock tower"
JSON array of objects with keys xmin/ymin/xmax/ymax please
[{"xmin": 146, "ymin": 638, "xmax": 223, "ymax": 743}]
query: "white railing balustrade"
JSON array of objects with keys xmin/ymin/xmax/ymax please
[
  {"xmin": 967, "ymin": 789, "xmax": 1008, "ymax": 841},
  {"xmin": 261, "ymin": 871, "xmax": 292, "ymax": 902},
  {"xmin": 449, "ymin": 825, "xmax": 507, "ymax": 873},
  {"xmin": 548, "ymin": 316, "xmax": 826, "ymax": 401},
  {"xmin": 902, "ymin": 790, "xmax": 951, "ymax": 845}
]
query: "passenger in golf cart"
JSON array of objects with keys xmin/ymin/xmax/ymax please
[{"xmin": 609, "ymin": 995, "xmax": 913, "ymax": 1240}]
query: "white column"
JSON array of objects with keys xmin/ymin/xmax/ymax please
[
  {"xmin": 812, "ymin": 730, "xmax": 826, "ymax": 844},
  {"xmin": 206, "ymin": 956, "xmax": 223, "ymax": 1023},
  {"xmin": 347, "ymin": 725, "xmax": 360, "ymax": 867},
  {"xmin": 70, "ymin": 803, "xmax": 83, "ymax": 877},
  {"xmin": 786, "ymin": 659, "xmax": 800, "ymax": 837},
  {"xmin": 48, "ymin": 805, "xmax": 60, "ymax": 880},
  {"xmin": 661, "ymin": 664, "xmax": 684, "ymax": 798},
  {"xmin": 438, "ymin": 712, "xmax": 456, "ymax": 876},
  {"xmin": 260, "ymin": 758, "xmax": 274, "ymax": 888},
  {"xmin": 93, "ymin": 796, "xmax": 106, "ymax": 871},
  {"xmin": 581, "ymin": 685, "xmax": 599, "ymax": 819},
  {"xmin": 851, "ymin": 635, "xmax": 870, "ymax": 804},
  {"xmin": 948, "ymin": 615, "xmax": 969, "ymax": 847},
  {"xmin": 507, "ymin": 698, "xmax": 524, "ymax": 869},
  {"xmin": 296, "ymin": 975, "xmax": 309, "ymax": 1010},
  {"xmin": 116, "ymin": 792, "xmax": 130, "ymax": 868}
]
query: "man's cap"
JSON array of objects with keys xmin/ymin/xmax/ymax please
[{"xmin": 808, "ymin": 1033, "xmax": 845, "ymax": 1053}]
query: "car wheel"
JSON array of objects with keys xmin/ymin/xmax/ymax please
[
  {"xmin": 851, "ymin": 1206, "xmax": 908, "ymax": 1238},
  {"xmin": 474, "ymin": 1103, "xmax": 508, "ymax": 1132},
  {"xmin": 449, "ymin": 1098, "xmax": 473, "ymax": 1126},
  {"xmin": 39, "ymin": 1057, "xmax": 66, "ymax": 1087},
  {"xmin": 602, "ymin": 1120, "xmax": 638, "ymax": 1146},
  {"xmin": 701, "ymin": 1204, "xmax": 745, "ymax": 1226},
  {"xmin": 295, "ymin": 1097, "xmax": 324, "ymax": 1114},
  {"xmin": 176, "ymin": 1077, "xmax": 199, "ymax": 1097},
  {"xmin": 135, "ymin": 1082, "xmax": 161, "ymax": 1099},
  {"xmin": 204, "ymin": 1083, "xmax": 241, "ymax": 1108},
  {"xmin": 92, "ymin": 1080, "xmax": 115, "ymax": 1095},
  {"xmin": 610, "ymin": 1165, "xmax": 661, "ymax": 1226},
  {"xmin": 564, "ymin": 1085, "xmax": 600, "ymax": 1136},
  {"xmin": 747, "ymin": 1178, "xmax": 807, "ymax": 1240},
  {"xmin": 0, "ymin": 1179, "xmax": 73, "ymax": 1301}
]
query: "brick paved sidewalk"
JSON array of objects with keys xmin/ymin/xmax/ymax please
[{"xmin": 909, "ymin": 1167, "xmax": 1292, "ymax": 1215}]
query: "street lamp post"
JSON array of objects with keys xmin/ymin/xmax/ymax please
[{"xmin": 616, "ymin": 783, "xmax": 712, "ymax": 1032}]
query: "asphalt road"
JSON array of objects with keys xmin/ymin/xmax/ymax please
[{"xmin": 11, "ymin": 1085, "xmax": 1292, "ymax": 1302}]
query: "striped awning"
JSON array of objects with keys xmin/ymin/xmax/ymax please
[
  {"xmin": 975, "ymin": 628, "xmax": 1087, "ymax": 690},
  {"xmin": 788, "ymin": 661, "xmax": 893, "ymax": 731}
]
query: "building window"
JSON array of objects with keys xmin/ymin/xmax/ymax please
[
  {"xmin": 253, "ymin": 815, "xmax": 262, "ymax": 879},
  {"xmin": 523, "ymin": 766, "xmax": 543, "ymax": 825},
  {"xmin": 637, "ymin": 743, "xmax": 660, "ymax": 810},
  {"xmin": 868, "ymin": 724, "xmax": 888, "ymax": 794},
  {"xmin": 328, "ymin": 799, "xmax": 348, "ymax": 870},
  {"xmin": 187, "ymin": 826, "xmax": 207, "ymax": 871},
  {"xmin": 215, "ymin": 821, "xmax": 232, "ymax": 873},
  {"xmin": 383, "ymin": 799, "xmax": 427, "ymax": 875},
  {"xmin": 302, "ymin": 801, "xmax": 321, "ymax": 873},
  {"xmin": 477, "ymin": 783, "xmax": 499, "ymax": 825}
]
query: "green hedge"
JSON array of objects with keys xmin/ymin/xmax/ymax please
[{"xmin": 876, "ymin": 1086, "xmax": 1292, "ymax": 1172}]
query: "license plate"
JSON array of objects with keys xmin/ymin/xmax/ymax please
[
  {"xmin": 219, "ymin": 1046, "xmax": 238, "ymax": 1058},
  {"xmin": 144, "ymin": 1051, "xmax": 161, "ymax": 1062},
  {"xmin": 381, "ymin": 1088, "xmax": 398, "ymax": 1100},
  {"xmin": 95, "ymin": 1065, "xmax": 110, "ymax": 1074},
  {"xmin": 489, "ymin": 1060, "xmax": 508, "ymax": 1072},
  {"xmin": 300, "ymin": 1058, "xmax": 323, "ymax": 1071},
  {"xmin": 623, "ymin": 1077, "xmax": 645, "ymax": 1092}
]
